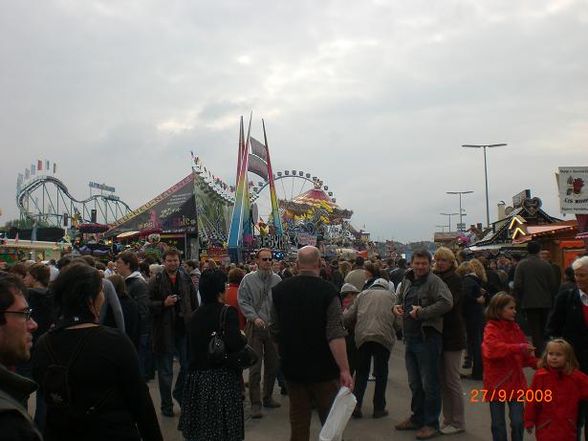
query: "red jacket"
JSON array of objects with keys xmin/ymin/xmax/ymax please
[
  {"xmin": 524, "ymin": 368, "xmax": 588, "ymax": 441},
  {"xmin": 225, "ymin": 284, "xmax": 246, "ymax": 331},
  {"xmin": 482, "ymin": 320, "xmax": 538, "ymax": 399}
]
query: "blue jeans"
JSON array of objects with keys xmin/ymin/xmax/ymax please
[
  {"xmin": 489, "ymin": 401, "xmax": 523, "ymax": 441},
  {"xmin": 404, "ymin": 330, "xmax": 442, "ymax": 429},
  {"xmin": 156, "ymin": 334, "xmax": 188, "ymax": 412}
]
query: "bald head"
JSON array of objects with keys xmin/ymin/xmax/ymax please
[{"xmin": 297, "ymin": 246, "xmax": 321, "ymax": 272}]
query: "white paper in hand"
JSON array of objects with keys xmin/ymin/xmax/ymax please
[{"xmin": 319, "ymin": 386, "xmax": 357, "ymax": 441}]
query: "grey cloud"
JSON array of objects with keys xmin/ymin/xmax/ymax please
[{"xmin": 2, "ymin": 1, "xmax": 587, "ymax": 241}]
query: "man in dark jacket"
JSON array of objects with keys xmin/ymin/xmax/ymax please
[
  {"xmin": 539, "ymin": 249, "xmax": 562, "ymax": 293},
  {"xmin": 393, "ymin": 249, "xmax": 453, "ymax": 439},
  {"xmin": 513, "ymin": 241, "xmax": 557, "ymax": 356},
  {"xmin": 270, "ymin": 246, "xmax": 353, "ymax": 441},
  {"xmin": 545, "ymin": 255, "xmax": 588, "ymax": 440},
  {"xmin": 148, "ymin": 248, "xmax": 198, "ymax": 417},
  {"xmin": 0, "ymin": 273, "xmax": 43, "ymax": 441},
  {"xmin": 116, "ymin": 251, "xmax": 152, "ymax": 380},
  {"xmin": 389, "ymin": 258, "xmax": 408, "ymax": 290}
]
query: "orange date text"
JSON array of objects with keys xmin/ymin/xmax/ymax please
[{"xmin": 469, "ymin": 389, "xmax": 552, "ymax": 403}]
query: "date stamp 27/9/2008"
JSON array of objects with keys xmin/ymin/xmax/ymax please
[{"xmin": 470, "ymin": 389, "xmax": 552, "ymax": 403}]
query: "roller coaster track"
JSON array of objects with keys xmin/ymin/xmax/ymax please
[{"xmin": 17, "ymin": 175, "xmax": 132, "ymax": 227}]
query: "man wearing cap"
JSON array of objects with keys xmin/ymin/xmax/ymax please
[
  {"xmin": 0, "ymin": 274, "xmax": 43, "ymax": 440},
  {"xmin": 340, "ymin": 283, "xmax": 360, "ymax": 377},
  {"xmin": 344, "ymin": 278, "xmax": 398, "ymax": 419}
]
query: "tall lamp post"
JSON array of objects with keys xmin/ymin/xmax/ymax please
[
  {"xmin": 440, "ymin": 212, "xmax": 459, "ymax": 232},
  {"xmin": 447, "ymin": 190, "xmax": 474, "ymax": 232},
  {"xmin": 462, "ymin": 143, "xmax": 507, "ymax": 228}
]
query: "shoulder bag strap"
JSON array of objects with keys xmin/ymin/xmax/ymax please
[{"xmin": 218, "ymin": 305, "xmax": 229, "ymax": 337}]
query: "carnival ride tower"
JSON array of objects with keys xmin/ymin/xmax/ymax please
[{"xmin": 228, "ymin": 115, "xmax": 283, "ymax": 261}]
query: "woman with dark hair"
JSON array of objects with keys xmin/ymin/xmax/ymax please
[
  {"xmin": 362, "ymin": 261, "xmax": 378, "ymax": 290},
  {"xmin": 456, "ymin": 259, "xmax": 487, "ymax": 381},
  {"xmin": 179, "ymin": 269, "xmax": 245, "ymax": 441},
  {"xmin": 31, "ymin": 263, "xmax": 162, "ymax": 441},
  {"xmin": 558, "ymin": 266, "xmax": 576, "ymax": 294},
  {"xmin": 108, "ymin": 274, "xmax": 141, "ymax": 349}
]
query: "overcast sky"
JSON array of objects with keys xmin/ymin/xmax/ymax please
[{"xmin": 1, "ymin": 0, "xmax": 587, "ymax": 242}]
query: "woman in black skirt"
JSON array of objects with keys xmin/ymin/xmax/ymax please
[{"xmin": 179, "ymin": 269, "xmax": 245, "ymax": 441}]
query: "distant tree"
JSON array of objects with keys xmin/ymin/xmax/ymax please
[{"xmin": 3, "ymin": 218, "xmax": 51, "ymax": 229}]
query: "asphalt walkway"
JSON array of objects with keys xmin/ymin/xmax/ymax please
[{"xmin": 153, "ymin": 341, "xmax": 540, "ymax": 440}]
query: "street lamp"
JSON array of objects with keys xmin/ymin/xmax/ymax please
[
  {"xmin": 462, "ymin": 143, "xmax": 507, "ymax": 228},
  {"xmin": 446, "ymin": 190, "xmax": 474, "ymax": 232},
  {"xmin": 440, "ymin": 212, "xmax": 459, "ymax": 232}
]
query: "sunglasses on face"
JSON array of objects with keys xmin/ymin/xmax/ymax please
[{"xmin": 260, "ymin": 257, "xmax": 273, "ymax": 262}]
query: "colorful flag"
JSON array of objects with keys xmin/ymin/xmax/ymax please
[
  {"xmin": 37, "ymin": 160, "xmax": 43, "ymax": 171},
  {"xmin": 46, "ymin": 160, "xmax": 50, "ymax": 171},
  {"xmin": 31, "ymin": 164, "xmax": 36, "ymax": 175}
]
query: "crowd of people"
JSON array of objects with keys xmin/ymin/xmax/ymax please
[{"xmin": 0, "ymin": 240, "xmax": 587, "ymax": 441}]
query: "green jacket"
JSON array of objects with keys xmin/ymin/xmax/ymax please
[{"xmin": 395, "ymin": 270, "xmax": 453, "ymax": 334}]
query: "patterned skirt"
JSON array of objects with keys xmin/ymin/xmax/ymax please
[{"xmin": 178, "ymin": 367, "xmax": 244, "ymax": 441}]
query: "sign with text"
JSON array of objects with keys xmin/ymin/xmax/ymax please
[
  {"xmin": 296, "ymin": 232, "xmax": 317, "ymax": 247},
  {"xmin": 89, "ymin": 182, "xmax": 116, "ymax": 193},
  {"xmin": 557, "ymin": 167, "xmax": 588, "ymax": 214},
  {"xmin": 256, "ymin": 234, "xmax": 288, "ymax": 250},
  {"xmin": 106, "ymin": 174, "xmax": 196, "ymax": 236}
]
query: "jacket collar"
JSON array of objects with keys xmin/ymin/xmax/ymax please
[
  {"xmin": 0, "ymin": 363, "xmax": 37, "ymax": 404},
  {"xmin": 125, "ymin": 270, "xmax": 145, "ymax": 281},
  {"xmin": 434, "ymin": 268, "xmax": 455, "ymax": 279}
]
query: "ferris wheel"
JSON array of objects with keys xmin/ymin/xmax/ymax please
[{"xmin": 250, "ymin": 169, "xmax": 337, "ymax": 224}]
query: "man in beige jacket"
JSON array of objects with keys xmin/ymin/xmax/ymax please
[{"xmin": 343, "ymin": 278, "xmax": 398, "ymax": 419}]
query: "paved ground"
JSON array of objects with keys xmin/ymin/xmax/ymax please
[{"xmin": 151, "ymin": 342, "xmax": 541, "ymax": 441}]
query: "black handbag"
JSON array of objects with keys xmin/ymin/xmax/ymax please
[
  {"xmin": 230, "ymin": 333, "xmax": 259, "ymax": 369},
  {"xmin": 207, "ymin": 306, "xmax": 228, "ymax": 365},
  {"xmin": 208, "ymin": 305, "xmax": 259, "ymax": 369}
]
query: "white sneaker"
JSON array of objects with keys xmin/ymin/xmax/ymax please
[{"xmin": 440, "ymin": 425, "xmax": 465, "ymax": 435}]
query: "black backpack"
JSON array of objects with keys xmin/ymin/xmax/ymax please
[{"xmin": 41, "ymin": 326, "xmax": 112, "ymax": 415}]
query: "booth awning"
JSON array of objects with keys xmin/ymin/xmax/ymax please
[{"xmin": 116, "ymin": 231, "xmax": 140, "ymax": 239}]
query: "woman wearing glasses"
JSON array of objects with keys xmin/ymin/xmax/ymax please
[{"xmin": 31, "ymin": 263, "xmax": 162, "ymax": 441}]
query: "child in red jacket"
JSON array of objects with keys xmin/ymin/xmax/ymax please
[
  {"xmin": 482, "ymin": 293, "xmax": 538, "ymax": 441},
  {"xmin": 525, "ymin": 338, "xmax": 588, "ymax": 441}
]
